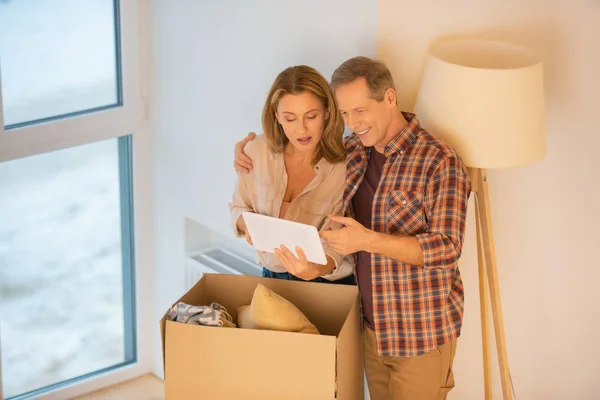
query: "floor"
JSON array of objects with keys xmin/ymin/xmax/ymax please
[{"xmin": 71, "ymin": 374, "xmax": 164, "ymax": 400}]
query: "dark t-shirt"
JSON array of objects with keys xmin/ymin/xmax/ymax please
[{"xmin": 352, "ymin": 149, "xmax": 386, "ymax": 328}]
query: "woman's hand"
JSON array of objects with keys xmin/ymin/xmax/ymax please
[
  {"xmin": 237, "ymin": 214, "xmax": 254, "ymax": 246},
  {"xmin": 274, "ymin": 245, "xmax": 321, "ymax": 281},
  {"xmin": 245, "ymin": 229, "xmax": 253, "ymax": 246}
]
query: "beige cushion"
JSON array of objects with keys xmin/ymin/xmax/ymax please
[
  {"xmin": 248, "ymin": 283, "xmax": 319, "ymax": 334},
  {"xmin": 236, "ymin": 305, "xmax": 254, "ymax": 329}
]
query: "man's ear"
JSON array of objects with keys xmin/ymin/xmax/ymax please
[{"xmin": 385, "ymin": 88, "xmax": 397, "ymax": 107}]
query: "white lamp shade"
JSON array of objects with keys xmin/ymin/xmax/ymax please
[{"xmin": 414, "ymin": 40, "xmax": 546, "ymax": 168}]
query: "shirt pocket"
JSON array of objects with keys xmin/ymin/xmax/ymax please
[
  {"xmin": 387, "ymin": 190, "xmax": 425, "ymax": 235},
  {"xmin": 247, "ymin": 177, "xmax": 276, "ymax": 215},
  {"xmin": 299, "ymin": 197, "xmax": 334, "ymax": 228}
]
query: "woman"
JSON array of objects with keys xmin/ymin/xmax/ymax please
[{"xmin": 229, "ymin": 65, "xmax": 354, "ymax": 285}]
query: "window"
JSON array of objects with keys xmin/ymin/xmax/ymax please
[
  {"xmin": 0, "ymin": 137, "xmax": 136, "ymax": 398},
  {"xmin": 0, "ymin": 1, "xmax": 146, "ymax": 399},
  {"xmin": 0, "ymin": 0, "xmax": 120, "ymax": 127}
]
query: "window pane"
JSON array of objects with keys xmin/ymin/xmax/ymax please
[
  {"xmin": 0, "ymin": 0, "xmax": 120, "ymax": 127},
  {"xmin": 0, "ymin": 137, "xmax": 135, "ymax": 398}
]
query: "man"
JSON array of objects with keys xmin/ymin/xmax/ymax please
[{"xmin": 234, "ymin": 57, "xmax": 471, "ymax": 399}]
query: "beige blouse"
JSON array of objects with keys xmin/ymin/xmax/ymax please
[{"xmin": 229, "ymin": 134, "xmax": 354, "ymax": 280}]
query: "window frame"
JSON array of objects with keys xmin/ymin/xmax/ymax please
[{"xmin": 0, "ymin": 1, "xmax": 152, "ymax": 399}]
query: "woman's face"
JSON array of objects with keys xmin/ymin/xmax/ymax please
[{"xmin": 276, "ymin": 92, "xmax": 327, "ymax": 155}]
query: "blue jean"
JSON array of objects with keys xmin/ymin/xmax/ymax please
[{"xmin": 262, "ymin": 267, "xmax": 356, "ymax": 286}]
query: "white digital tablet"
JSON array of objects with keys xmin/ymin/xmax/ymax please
[{"xmin": 242, "ymin": 211, "xmax": 327, "ymax": 265}]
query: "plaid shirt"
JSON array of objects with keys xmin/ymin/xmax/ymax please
[{"xmin": 343, "ymin": 112, "xmax": 471, "ymax": 357}]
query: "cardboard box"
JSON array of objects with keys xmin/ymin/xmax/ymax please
[{"xmin": 160, "ymin": 273, "xmax": 364, "ymax": 399}]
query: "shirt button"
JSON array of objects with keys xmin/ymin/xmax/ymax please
[{"xmin": 402, "ymin": 200, "xmax": 407, "ymax": 205}]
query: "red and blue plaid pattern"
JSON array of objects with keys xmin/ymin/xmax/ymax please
[{"xmin": 343, "ymin": 113, "xmax": 471, "ymax": 357}]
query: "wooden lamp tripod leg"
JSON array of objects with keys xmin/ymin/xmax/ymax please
[
  {"xmin": 476, "ymin": 193, "xmax": 493, "ymax": 399},
  {"xmin": 471, "ymin": 168, "xmax": 513, "ymax": 400}
]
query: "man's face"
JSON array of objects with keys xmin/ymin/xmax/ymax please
[{"xmin": 335, "ymin": 77, "xmax": 394, "ymax": 149}]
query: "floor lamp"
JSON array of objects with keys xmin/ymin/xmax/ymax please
[{"xmin": 414, "ymin": 40, "xmax": 546, "ymax": 399}]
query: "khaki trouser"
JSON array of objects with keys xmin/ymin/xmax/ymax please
[{"xmin": 364, "ymin": 326, "xmax": 457, "ymax": 400}]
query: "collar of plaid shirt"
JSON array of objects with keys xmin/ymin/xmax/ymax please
[{"xmin": 343, "ymin": 112, "xmax": 470, "ymax": 357}]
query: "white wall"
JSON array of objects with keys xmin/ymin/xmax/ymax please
[
  {"xmin": 148, "ymin": 0, "xmax": 377, "ymax": 377},
  {"xmin": 378, "ymin": 1, "xmax": 600, "ymax": 399}
]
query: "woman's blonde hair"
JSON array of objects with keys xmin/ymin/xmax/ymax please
[{"xmin": 262, "ymin": 65, "xmax": 346, "ymax": 165}]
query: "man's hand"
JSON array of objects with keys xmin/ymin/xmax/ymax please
[
  {"xmin": 274, "ymin": 245, "xmax": 322, "ymax": 281},
  {"xmin": 234, "ymin": 132, "xmax": 256, "ymax": 174},
  {"xmin": 319, "ymin": 216, "xmax": 374, "ymax": 255}
]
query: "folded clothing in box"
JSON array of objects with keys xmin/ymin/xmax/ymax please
[{"xmin": 167, "ymin": 301, "xmax": 236, "ymax": 328}]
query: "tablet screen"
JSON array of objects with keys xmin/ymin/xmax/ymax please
[{"xmin": 242, "ymin": 211, "xmax": 327, "ymax": 265}]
